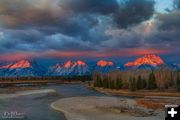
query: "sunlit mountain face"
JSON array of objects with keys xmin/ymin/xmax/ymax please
[
  {"xmin": 0, "ymin": 54, "xmax": 179, "ymax": 77},
  {"xmin": 64, "ymin": 60, "xmax": 86, "ymax": 68},
  {"xmin": 97, "ymin": 60, "xmax": 113, "ymax": 67},
  {"xmin": 124, "ymin": 54, "xmax": 164, "ymax": 67},
  {"xmin": 0, "ymin": 60, "xmax": 31, "ymax": 69},
  {"xmin": 0, "ymin": 60, "xmax": 45, "ymax": 77},
  {"xmin": 47, "ymin": 60, "xmax": 90, "ymax": 76},
  {"xmin": 0, "ymin": 0, "xmax": 179, "ymax": 66}
]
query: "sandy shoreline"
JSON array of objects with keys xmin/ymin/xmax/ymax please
[
  {"xmin": 51, "ymin": 96, "xmax": 164, "ymax": 120},
  {"xmin": 0, "ymin": 89, "xmax": 56, "ymax": 99},
  {"xmin": 91, "ymin": 87, "xmax": 180, "ymax": 98}
]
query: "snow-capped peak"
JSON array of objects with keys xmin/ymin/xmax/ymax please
[
  {"xmin": 48, "ymin": 60, "xmax": 90, "ymax": 76},
  {"xmin": 64, "ymin": 60, "xmax": 74, "ymax": 68},
  {"xmin": 97, "ymin": 60, "xmax": 113, "ymax": 67},
  {"xmin": 54, "ymin": 64, "xmax": 61, "ymax": 69},
  {"xmin": 0, "ymin": 59, "xmax": 31, "ymax": 69},
  {"xmin": 76, "ymin": 60, "xmax": 86, "ymax": 66},
  {"xmin": 64, "ymin": 60, "xmax": 86, "ymax": 68},
  {"xmin": 124, "ymin": 54, "xmax": 164, "ymax": 67},
  {"xmin": 0, "ymin": 59, "xmax": 46, "ymax": 77}
]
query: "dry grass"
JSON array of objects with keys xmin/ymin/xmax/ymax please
[
  {"xmin": 93, "ymin": 87, "xmax": 180, "ymax": 97},
  {"xmin": 136, "ymin": 99, "xmax": 165, "ymax": 110}
]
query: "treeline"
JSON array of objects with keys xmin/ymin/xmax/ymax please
[
  {"xmin": 93, "ymin": 69, "xmax": 180, "ymax": 92},
  {"xmin": 0, "ymin": 75, "xmax": 92, "ymax": 82}
]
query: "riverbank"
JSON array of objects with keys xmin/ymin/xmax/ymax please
[
  {"xmin": 89, "ymin": 86, "xmax": 180, "ymax": 110},
  {"xmin": 0, "ymin": 89, "xmax": 56, "ymax": 99},
  {"xmin": 0, "ymin": 86, "xmax": 40, "ymax": 94},
  {"xmin": 0, "ymin": 83, "xmax": 178, "ymax": 120},
  {"xmin": 92, "ymin": 87, "xmax": 180, "ymax": 98},
  {"xmin": 51, "ymin": 96, "xmax": 163, "ymax": 120}
]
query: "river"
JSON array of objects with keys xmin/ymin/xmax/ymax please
[{"xmin": 0, "ymin": 84, "xmax": 104, "ymax": 120}]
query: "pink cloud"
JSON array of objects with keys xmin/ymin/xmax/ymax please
[{"xmin": 0, "ymin": 48, "xmax": 168, "ymax": 61}]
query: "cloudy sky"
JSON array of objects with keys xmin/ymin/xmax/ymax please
[{"xmin": 0, "ymin": 0, "xmax": 179, "ymax": 63}]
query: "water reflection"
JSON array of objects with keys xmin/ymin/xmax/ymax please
[{"xmin": 0, "ymin": 84, "xmax": 104, "ymax": 120}]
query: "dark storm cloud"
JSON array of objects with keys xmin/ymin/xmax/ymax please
[
  {"xmin": 152, "ymin": 0, "xmax": 180, "ymax": 42},
  {"xmin": 0, "ymin": 29, "xmax": 45, "ymax": 53},
  {"xmin": 61, "ymin": 0, "xmax": 155, "ymax": 29},
  {"xmin": 158, "ymin": 11, "xmax": 180, "ymax": 31},
  {"xmin": 102, "ymin": 25, "xmax": 146, "ymax": 49},
  {"xmin": 174, "ymin": 0, "xmax": 180, "ymax": 9},
  {"xmin": 43, "ymin": 33, "xmax": 95, "ymax": 51},
  {"xmin": 56, "ymin": 14, "xmax": 99, "ymax": 40},
  {"xmin": 0, "ymin": 0, "xmax": 155, "ymax": 30},
  {"xmin": 0, "ymin": 0, "xmax": 64, "ymax": 29},
  {"xmin": 114, "ymin": 0, "xmax": 155, "ymax": 28},
  {"xmin": 0, "ymin": 0, "xmax": 156, "ymax": 55},
  {"xmin": 145, "ymin": 1, "xmax": 180, "ymax": 51},
  {"xmin": 61, "ymin": 0, "xmax": 119, "ymax": 15},
  {"xmin": 0, "ymin": 0, "xmax": 100, "ymax": 40}
]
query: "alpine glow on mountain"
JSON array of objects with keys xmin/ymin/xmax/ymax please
[
  {"xmin": 0, "ymin": 59, "xmax": 45, "ymax": 77},
  {"xmin": 0, "ymin": 60, "xmax": 31, "ymax": 69},
  {"xmin": 97, "ymin": 60, "xmax": 113, "ymax": 67},
  {"xmin": 64, "ymin": 60, "xmax": 86, "ymax": 68},
  {"xmin": 124, "ymin": 54, "xmax": 164, "ymax": 67},
  {"xmin": 48, "ymin": 60, "xmax": 90, "ymax": 76}
]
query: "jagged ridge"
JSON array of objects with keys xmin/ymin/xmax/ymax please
[
  {"xmin": 48, "ymin": 60, "xmax": 90, "ymax": 76},
  {"xmin": 0, "ymin": 60, "xmax": 45, "ymax": 77},
  {"xmin": 124, "ymin": 54, "xmax": 164, "ymax": 67}
]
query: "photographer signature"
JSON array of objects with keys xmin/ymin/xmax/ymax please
[{"xmin": 1, "ymin": 111, "xmax": 25, "ymax": 119}]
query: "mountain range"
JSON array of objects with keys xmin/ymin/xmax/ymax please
[
  {"xmin": 48, "ymin": 60, "xmax": 91, "ymax": 76},
  {"xmin": 0, "ymin": 60, "xmax": 45, "ymax": 77},
  {"xmin": 0, "ymin": 54, "xmax": 179, "ymax": 77}
]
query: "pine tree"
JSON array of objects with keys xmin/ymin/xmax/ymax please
[
  {"xmin": 176, "ymin": 74, "xmax": 180, "ymax": 92},
  {"xmin": 129, "ymin": 76, "xmax": 136, "ymax": 91},
  {"xmin": 116, "ymin": 76, "xmax": 123, "ymax": 90},
  {"xmin": 133, "ymin": 76, "xmax": 137, "ymax": 91},
  {"xmin": 103, "ymin": 77, "xmax": 109, "ymax": 88},
  {"xmin": 147, "ymin": 71, "xmax": 157, "ymax": 90},
  {"xmin": 96, "ymin": 75, "xmax": 102, "ymax": 87},
  {"xmin": 142, "ymin": 78, "xmax": 147, "ymax": 89},
  {"xmin": 94, "ymin": 75, "xmax": 99, "ymax": 87},
  {"xmin": 109, "ymin": 80, "xmax": 115, "ymax": 89},
  {"xmin": 136, "ymin": 75, "xmax": 143, "ymax": 90}
]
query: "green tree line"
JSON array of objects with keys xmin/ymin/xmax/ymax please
[{"xmin": 93, "ymin": 70, "xmax": 180, "ymax": 92}]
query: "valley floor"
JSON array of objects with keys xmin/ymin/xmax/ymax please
[
  {"xmin": 51, "ymin": 96, "xmax": 164, "ymax": 120},
  {"xmin": 0, "ymin": 84, "xmax": 179, "ymax": 120}
]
